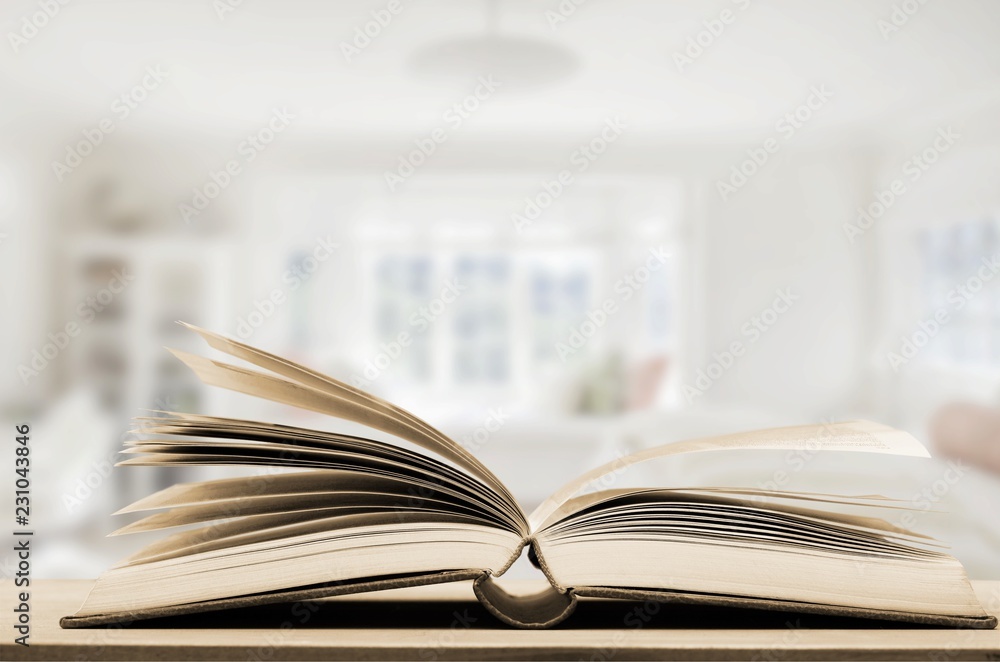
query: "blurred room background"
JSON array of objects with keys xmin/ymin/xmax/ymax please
[{"xmin": 2, "ymin": 0, "xmax": 999, "ymax": 579}]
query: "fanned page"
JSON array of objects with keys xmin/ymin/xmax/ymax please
[
  {"xmin": 531, "ymin": 488, "xmax": 992, "ymax": 624},
  {"xmin": 529, "ymin": 420, "xmax": 930, "ymax": 530},
  {"xmin": 523, "ymin": 423, "xmax": 993, "ymax": 627},
  {"xmin": 72, "ymin": 413, "xmax": 527, "ymax": 616},
  {"xmin": 118, "ymin": 417, "xmax": 521, "ymax": 533},
  {"xmin": 172, "ymin": 323, "xmax": 527, "ymax": 535}
]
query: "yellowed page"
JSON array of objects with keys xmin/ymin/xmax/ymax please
[
  {"xmin": 529, "ymin": 420, "xmax": 930, "ymax": 531},
  {"xmin": 176, "ymin": 323, "xmax": 523, "ymax": 524},
  {"xmin": 167, "ymin": 346, "xmax": 525, "ymax": 532}
]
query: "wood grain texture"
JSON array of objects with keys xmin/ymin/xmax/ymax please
[{"xmin": 3, "ymin": 580, "xmax": 999, "ymax": 661}]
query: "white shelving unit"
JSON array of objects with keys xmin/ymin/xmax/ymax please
[{"xmin": 57, "ymin": 234, "xmax": 235, "ymax": 502}]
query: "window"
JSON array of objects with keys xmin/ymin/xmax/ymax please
[
  {"xmin": 355, "ymin": 180, "xmax": 682, "ymax": 401},
  {"xmin": 452, "ymin": 254, "xmax": 511, "ymax": 384},
  {"xmin": 918, "ymin": 217, "xmax": 1000, "ymax": 367},
  {"xmin": 366, "ymin": 244, "xmax": 676, "ymax": 394},
  {"xmin": 373, "ymin": 254, "xmax": 433, "ymax": 381},
  {"xmin": 527, "ymin": 252, "xmax": 596, "ymax": 363}
]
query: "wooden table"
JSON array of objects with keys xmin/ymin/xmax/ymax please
[{"xmin": 3, "ymin": 580, "xmax": 999, "ymax": 660}]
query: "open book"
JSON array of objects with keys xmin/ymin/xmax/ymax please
[{"xmin": 62, "ymin": 324, "xmax": 997, "ymax": 629}]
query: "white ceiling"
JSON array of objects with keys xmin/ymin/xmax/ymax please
[{"xmin": 2, "ymin": 0, "xmax": 999, "ymax": 142}]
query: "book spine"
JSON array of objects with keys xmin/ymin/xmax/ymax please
[
  {"xmin": 470, "ymin": 538, "xmax": 578, "ymax": 629},
  {"xmin": 526, "ymin": 537, "xmax": 564, "ymax": 590},
  {"xmin": 472, "ymin": 573, "xmax": 577, "ymax": 629}
]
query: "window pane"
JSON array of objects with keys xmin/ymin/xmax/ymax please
[
  {"xmin": 452, "ymin": 254, "xmax": 510, "ymax": 384},
  {"xmin": 528, "ymin": 253, "xmax": 594, "ymax": 363},
  {"xmin": 374, "ymin": 254, "xmax": 432, "ymax": 381},
  {"xmin": 918, "ymin": 218, "xmax": 1000, "ymax": 367}
]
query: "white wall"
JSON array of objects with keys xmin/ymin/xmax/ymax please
[{"xmin": 691, "ymin": 146, "xmax": 871, "ymax": 420}]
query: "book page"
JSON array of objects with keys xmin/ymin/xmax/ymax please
[
  {"xmin": 170, "ymin": 324, "xmax": 527, "ymax": 534},
  {"xmin": 529, "ymin": 420, "xmax": 930, "ymax": 531},
  {"xmin": 121, "ymin": 442, "xmax": 516, "ymax": 530},
  {"xmin": 174, "ymin": 324, "xmax": 527, "ymax": 532}
]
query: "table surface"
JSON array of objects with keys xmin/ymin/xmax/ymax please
[{"xmin": 3, "ymin": 580, "xmax": 999, "ymax": 661}]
